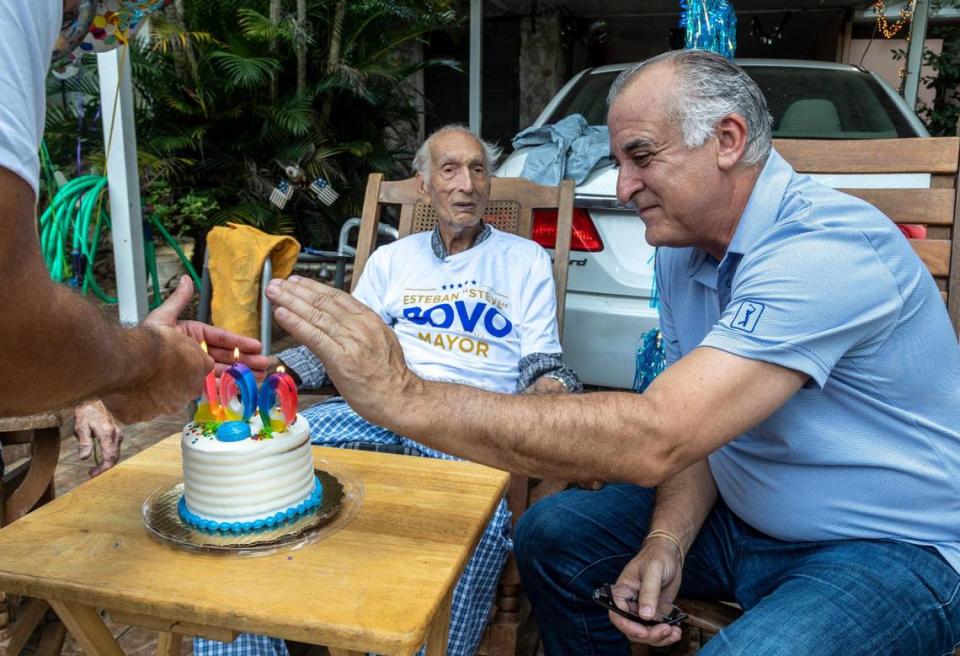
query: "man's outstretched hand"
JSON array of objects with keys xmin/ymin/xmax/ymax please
[
  {"xmin": 146, "ymin": 276, "xmax": 272, "ymax": 379},
  {"xmin": 265, "ymin": 276, "xmax": 419, "ymax": 427},
  {"xmin": 103, "ymin": 276, "xmax": 272, "ymax": 423}
]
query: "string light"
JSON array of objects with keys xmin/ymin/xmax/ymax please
[{"xmin": 874, "ymin": 0, "xmax": 916, "ymax": 39}]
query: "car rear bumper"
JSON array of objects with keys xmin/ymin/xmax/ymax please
[{"xmin": 560, "ymin": 290, "xmax": 660, "ymax": 390}]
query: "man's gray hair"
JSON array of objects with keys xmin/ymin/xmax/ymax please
[
  {"xmin": 412, "ymin": 125, "xmax": 502, "ymax": 178},
  {"xmin": 607, "ymin": 50, "xmax": 773, "ymax": 166}
]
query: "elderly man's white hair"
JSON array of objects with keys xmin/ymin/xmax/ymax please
[
  {"xmin": 412, "ymin": 125, "xmax": 503, "ymax": 179},
  {"xmin": 607, "ymin": 49, "xmax": 773, "ymax": 167}
]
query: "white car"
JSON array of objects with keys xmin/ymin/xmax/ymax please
[{"xmin": 497, "ymin": 59, "xmax": 930, "ymax": 389}]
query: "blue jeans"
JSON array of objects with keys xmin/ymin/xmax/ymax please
[{"xmin": 515, "ymin": 484, "xmax": 960, "ymax": 656}]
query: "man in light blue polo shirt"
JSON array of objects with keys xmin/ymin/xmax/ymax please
[{"xmin": 265, "ymin": 50, "xmax": 960, "ymax": 655}]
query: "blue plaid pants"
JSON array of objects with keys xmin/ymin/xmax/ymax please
[{"xmin": 194, "ymin": 398, "xmax": 512, "ymax": 656}]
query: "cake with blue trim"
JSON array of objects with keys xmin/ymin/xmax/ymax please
[{"xmin": 179, "ymin": 414, "xmax": 322, "ymax": 533}]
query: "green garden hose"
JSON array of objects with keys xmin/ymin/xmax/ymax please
[{"xmin": 38, "ymin": 144, "xmax": 201, "ymax": 309}]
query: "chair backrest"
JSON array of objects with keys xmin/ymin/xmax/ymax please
[
  {"xmin": 775, "ymin": 137, "xmax": 960, "ymax": 336},
  {"xmin": 352, "ymin": 173, "xmax": 576, "ymax": 338}
]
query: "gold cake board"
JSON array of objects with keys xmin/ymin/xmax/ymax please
[{"xmin": 142, "ymin": 464, "xmax": 363, "ymax": 556}]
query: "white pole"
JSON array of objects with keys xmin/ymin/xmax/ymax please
[
  {"xmin": 469, "ymin": 0, "xmax": 482, "ymax": 135},
  {"xmin": 903, "ymin": 0, "xmax": 930, "ymax": 110},
  {"xmin": 97, "ymin": 46, "xmax": 149, "ymax": 325}
]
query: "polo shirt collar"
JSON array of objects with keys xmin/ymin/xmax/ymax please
[
  {"xmin": 684, "ymin": 148, "xmax": 792, "ymax": 287},
  {"xmin": 726, "ymin": 148, "xmax": 793, "ymax": 257}
]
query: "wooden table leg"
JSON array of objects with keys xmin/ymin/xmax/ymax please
[
  {"xmin": 424, "ymin": 591, "xmax": 452, "ymax": 656},
  {"xmin": 48, "ymin": 600, "xmax": 124, "ymax": 656},
  {"xmin": 155, "ymin": 632, "xmax": 182, "ymax": 656},
  {"xmin": 2, "ymin": 597, "xmax": 48, "ymax": 656}
]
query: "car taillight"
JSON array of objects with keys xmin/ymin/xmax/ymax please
[{"xmin": 532, "ymin": 207, "xmax": 604, "ymax": 252}]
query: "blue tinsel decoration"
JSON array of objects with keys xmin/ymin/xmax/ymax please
[
  {"xmin": 679, "ymin": 0, "xmax": 737, "ymax": 58},
  {"xmin": 633, "ymin": 328, "xmax": 666, "ymax": 394},
  {"xmin": 647, "ymin": 248, "xmax": 659, "ymax": 310}
]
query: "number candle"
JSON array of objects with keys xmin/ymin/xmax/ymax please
[
  {"xmin": 258, "ymin": 366, "xmax": 298, "ymax": 432},
  {"xmin": 193, "ymin": 341, "xmax": 222, "ymax": 424},
  {"xmin": 219, "ymin": 347, "xmax": 258, "ymax": 422}
]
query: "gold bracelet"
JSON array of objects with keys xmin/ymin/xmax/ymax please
[{"xmin": 645, "ymin": 529, "xmax": 685, "ymax": 569}]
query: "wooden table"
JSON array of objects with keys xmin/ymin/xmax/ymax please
[{"xmin": 0, "ymin": 435, "xmax": 509, "ymax": 656}]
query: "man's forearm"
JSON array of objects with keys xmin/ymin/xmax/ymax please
[
  {"xmin": 382, "ymin": 377, "xmax": 673, "ymax": 485},
  {"xmin": 648, "ymin": 460, "xmax": 717, "ymax": 555},
  {"xmin": 0, "ymin": 281, "xmax": 160, "ymax": 414},
  {"xmin": 0, "ymin": 168, "xmax": 158, "ymax": 413}
]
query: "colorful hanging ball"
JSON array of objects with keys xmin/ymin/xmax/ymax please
[{"xmin": 51, "ymin": 0, "xmax": 96, "ymax": 65}]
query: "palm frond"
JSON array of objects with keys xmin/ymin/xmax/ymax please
[
  {"xmin": 146, "ymin": 14, "xmax": 219, "ymax": 54},
  {"xmin": 269, "ymin": 99, "xmax": 316, "ymax": 136},
  {"xmin": 210, "ymin": 50, "xmax": 282, "ymax": 90}
]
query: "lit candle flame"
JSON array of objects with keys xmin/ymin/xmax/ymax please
[
  {"xmin": 277, "ymin": 365, "xmax": 286, "ymax": 374},
  {"xmin": 201, "ymin": 341, "xmax": 209, "ymax": 355},
  {"xmin": 233, "ymin": 347, "xmax": 240, "ymax": 364}
]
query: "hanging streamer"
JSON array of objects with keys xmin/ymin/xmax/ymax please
[
  {"xmin": 633, "ymin": 328, "xmax": 666, "ymax": 394},
  {"xmin": 679, "ymin": 0, "xmax": 737, "ymax": 58}
]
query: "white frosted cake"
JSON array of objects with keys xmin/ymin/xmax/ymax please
[{"xmin": 179, "ymin": 414, "xmax": 322, "ymax": 533}]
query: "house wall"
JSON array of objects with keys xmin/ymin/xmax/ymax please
[{"xmin": 845, "ymin": 38, "xmax": 943, "ymax": 112}]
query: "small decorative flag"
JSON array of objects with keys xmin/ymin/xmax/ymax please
[
  {"xmin": 308, "ymin": 177, "xmax": 339, "ymax": 206},
  {"xmin": 269, "ymin": 179, "xmax": 295, "ymax": 209}
]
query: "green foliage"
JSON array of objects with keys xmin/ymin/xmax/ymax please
[
  {"xmin": 894, "ymin": 1, "xmax": 960, "ymax": 136},
  {"xmin": 916, "ymin": 22, "xmax": 960, "ymax": 136},
  {"xmin": 143, "ymin": 179, "xmax": 219, "ymax": 238},
  {"xmin": 45, "ymin": 0, "xmax": 459, "ymax": 247}
]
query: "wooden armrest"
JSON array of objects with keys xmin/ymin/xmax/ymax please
[
  {"xmin": 0, "ymin": 410, "xmax": 67, "ymax": 437},
  {"xmin": 678, "ymin": 598, "xmax": 743, "ymax": 633}
]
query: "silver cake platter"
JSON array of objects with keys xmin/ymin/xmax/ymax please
[{"xmin": 142, "ymin": 462, "xmax": 363, "ymax": 557}]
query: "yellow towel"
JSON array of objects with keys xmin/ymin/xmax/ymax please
[{"xmin": 207, "ymin": 223, "xmax": 300, "ymax": 338}]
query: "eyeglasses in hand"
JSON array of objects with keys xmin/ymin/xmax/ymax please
[{"xmin": 592, "ymin": 583, "xmax": 688, "ymax": 627}]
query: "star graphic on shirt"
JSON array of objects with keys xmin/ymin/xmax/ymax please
[
  {"xmin": 457, "ymin": 283, "xmax": 463, "ymax": 288},
  {"xmin": 471, "ymin": 280, "xmax": 477, "ymax": 285},
  {"xmin": 441, "ymin": 285, "xmax": 447, "ymax": 290}
]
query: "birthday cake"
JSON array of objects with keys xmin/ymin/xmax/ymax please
[{"xmin": 178, "ymin": 356, "xmax": 322, "ymax": 533}]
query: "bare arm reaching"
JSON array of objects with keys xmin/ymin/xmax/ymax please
[
  {"xmin": 266, "ymin": 276, "xmax": 809, "ymax": 486},
  {"xmin": 0, "ymin": 167, "xmax": 212, "ymax": 421}
]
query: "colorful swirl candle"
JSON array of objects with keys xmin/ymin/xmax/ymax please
[
  {"xmin": 258, "ymin": 366, "xmax": 298, "ymax": 432},
  {"xmin": 193, "ymin": 341, "xmax": 222, "ymax": 424},
  {"xmin": 219, "ymin": 348, "xmax": 258, "ymax": 422}
]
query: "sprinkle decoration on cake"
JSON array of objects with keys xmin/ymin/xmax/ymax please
[{"xmin": 179, "ymin": 350, "xmax": 321, "ymax": 534}]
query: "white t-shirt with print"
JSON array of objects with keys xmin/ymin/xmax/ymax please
[
  {"xmin": 353, "ymin": 227, "xmax": 562, "ymax": 395},
  {"xmin": 0, "ymin": 0, "xmax": 61, "ymax": 198}
]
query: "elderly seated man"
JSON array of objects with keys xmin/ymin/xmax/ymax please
[{"xmin": 194, "ymin": 124, "xmax": 581, "ymax": 656}]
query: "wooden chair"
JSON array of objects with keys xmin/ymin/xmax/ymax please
[
  {"xmin": 347, "ymin": 172, "xmax": 574, "ymax": 655},
  {"xmin": 0, "ymin": 412, "xmax": 69, "ymax": 656},
  {"xmin": 677, "ymin": 136, "xmax": 960, "ymax": 652}
]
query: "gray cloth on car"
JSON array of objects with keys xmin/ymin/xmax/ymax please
[{"xmin": 511, "ymin": 114, "xmax": 611, "ymax": 186}]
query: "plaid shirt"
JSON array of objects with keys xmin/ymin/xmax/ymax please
[{"xmin": 279, "ymin": 224, "xmax": 581, "ymax": 393}]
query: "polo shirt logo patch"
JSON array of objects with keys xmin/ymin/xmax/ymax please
[{"xmin": 732, "ymin": 301, "xmax": 765, "ymax": 333}]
